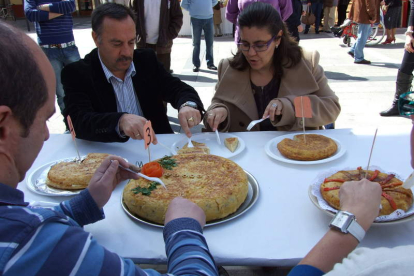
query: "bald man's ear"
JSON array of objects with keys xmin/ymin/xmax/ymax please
[{"xmin": 0, "ymin": 106, "xmax": 14, "ymax": 142}]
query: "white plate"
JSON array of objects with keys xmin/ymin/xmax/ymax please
[
  {"xmin": 171, "ymin": 133, "xmax": 245, "ymax": 158},
  {"xmin": 26, "ymin": 157, "xmax": 86, "ymax": 197},
  {"xmin": 264, "ymin": 133, "xmax": 346, "ymax": 165},
  {"xmin": 308, "ymin": 186, "xmax": 414, "ymax": 225}
]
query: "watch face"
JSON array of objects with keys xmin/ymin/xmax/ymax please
[
  {"xmin": 330, "ymin": 211, "xmax": 354, "ymax": 232},
  {"xmin": 186, "ymin": 101, "xmax": 197, "ymax": 108}
]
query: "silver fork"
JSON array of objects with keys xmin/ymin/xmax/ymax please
[
  {"xmin": 215, "ymin": 129, "xmax": 221, "ymax": 145},
  {"xmin": 246, "ymin": 116, "xmax": 270, "ymax": 131},
  {"xmin": 187, "ymin": 137, "xmax": 194, "ymax": 148}
]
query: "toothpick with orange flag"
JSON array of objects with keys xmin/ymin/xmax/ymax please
[{"xmin": 294, "ymin": 96, "xmax": 312, "ymax": 143}]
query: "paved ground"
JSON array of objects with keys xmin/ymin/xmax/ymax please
[
  {"xmin": 4, "ymin": 17, "xmax": 412, "ymax": 275},
  {"xmin": 5, "ymin": 17, "xmax": 411, "ymax": 136}
]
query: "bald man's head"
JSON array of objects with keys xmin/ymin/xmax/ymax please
[{"xmin": 0, "ymin": 21, "xmax": 50, "ymax": 137}]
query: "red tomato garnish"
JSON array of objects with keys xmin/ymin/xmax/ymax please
[{"xmin": 141, "ymin": 162, "xmax": 163, "ymax": 177}]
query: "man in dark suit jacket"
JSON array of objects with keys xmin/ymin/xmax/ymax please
[{"xmin": 62, "ymin": 3, "xmax": 203, "ymax": 143}]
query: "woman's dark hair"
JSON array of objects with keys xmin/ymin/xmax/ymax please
[{"xmin": 229, "ymin": 2, "xmax": 302, "ymax": 78}]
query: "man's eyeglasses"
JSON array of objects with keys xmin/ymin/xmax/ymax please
[
  {"xmin": 399, "ymin": 91, "xmax": 414, "ymax": 116},
  {"xmin": 237, "ymin": 35, "xmax": 281, "ymax": 52}
]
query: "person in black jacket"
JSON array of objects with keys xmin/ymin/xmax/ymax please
[
  {"xmin": 285, "ymin": 0, "xmax": 303, "ymax": 41},
  {"xmin": 62, "ymin": 3, "xmax": 204, "ymax": 143},
  {"xmin": 380, "ymin": 0, "xmax": 414, "ymax": 116}
]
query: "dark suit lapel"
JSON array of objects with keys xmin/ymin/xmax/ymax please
[{"xmin": 90, "ymin": 49, "xmax": 119, "ymax": 112}]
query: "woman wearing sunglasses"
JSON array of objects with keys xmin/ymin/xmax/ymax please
[{"xmin": 204, "ymin": 2, "xmax": 340, "ymax": 132}]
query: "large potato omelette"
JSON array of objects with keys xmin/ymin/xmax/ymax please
[
  {"xmin": 277, "ymin": 134, "xmax": 337, "ymax": 161},
  {"xmin": 123, "ymin": 154, "xmax": 249, "ymax": 224},
  {"xmin": 47, "ymin": 153, "xmax": 109, "ymax": 190}
]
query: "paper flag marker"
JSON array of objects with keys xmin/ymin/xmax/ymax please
[
  {"xmin": 143, "ymin": 121, "xmax": 155, "ymax": 162},
  {"xmin": 67, "ymin": 115, "xmax": 76, "ymax": 141},
  {"xmin": 143, "ymin": 121, "xmax": 155, "ymax": 150},
  {"xmin": 294, "ymin": 96, "xmax": 312, "ymax": 118}
]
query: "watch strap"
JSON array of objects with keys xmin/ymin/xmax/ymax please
[
  {"xmin": 179, "ymin": 101, "xmax": 197, "ymax": 110},
  {"xmin": 347, "ymin": 219, "xmax": 365, "ymax": 243}
]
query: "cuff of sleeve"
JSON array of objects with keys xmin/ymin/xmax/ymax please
[
  {"xmin": 163, "ymin": 218, "xmax": 203, "ymax": 240},
  {"xmin": 48, "ymin": 3, "xmax": 60, "ymax": 13},
  {"xmin": 288, "ymin": 265, "xmax": 324, "ymax": 276},
  {"xmin": 37, "ymin": 10, "xmax": 50, "ymax": 21},
  {"xmin": 116, "ymin": 118, "xmax": 127, "ymax": 138},
  {"xmin": 68, "ymin": 189, "xmax": 105, "ymax": 226}
]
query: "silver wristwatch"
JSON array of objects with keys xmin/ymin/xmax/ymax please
[
  {"xmin": 329, "ymin": 211, "xmax": 365, "ymax": 243},
  {"xmin": 179, "ymin": 101, "xmax": 198, "ymax": 110}
]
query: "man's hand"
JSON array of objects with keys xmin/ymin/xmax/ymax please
[
  {"xmin": 164, "ymin": 197, "xmax": 206, "ymax": 228},
  {"xmin": 339, "ymin": 179, "xmax": 382, "ymax": 231},
  {"xmin": 298, "ymin": 25, "xmax": 304, "ymax": 33},
  {"xmin": 119, "ymin": 114, "xmax": 158, "ymax": 144},
  {"xmin": 88, "ymin": 156, "xmax": 139, "ymax": 209},
  {"xmin": 263, "ymin": 99, "xmax": 283, "ymax": 121},
  {"xmin": 206, "ymin": 107, "xmax": 227, "ymax": 131},
  {"xmin": 178, "ymin": 106, "xmax": 202, "ymax": 138}
]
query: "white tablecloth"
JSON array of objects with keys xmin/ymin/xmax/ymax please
[{"xmin": 18, "ymin": 127, "xmax": 414, "ymax": 266}]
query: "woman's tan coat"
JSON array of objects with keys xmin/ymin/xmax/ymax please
[{"xmin": 203, "ymin": 50, "xmax": 341, "ymax": 132}]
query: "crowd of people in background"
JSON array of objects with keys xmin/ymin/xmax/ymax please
[{"xmin": 1, "ymin": 0, "xmax": 412, "ymax": 275}]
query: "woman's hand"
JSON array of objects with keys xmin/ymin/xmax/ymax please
[
  {"xmin": 206, "ymin": 107, "xmax": 228, "ymax": 131},
  {"xmin": 405, "ymin": 33, "xmax": 414, "ymax": 53},
  {"xmin": 263, "ymin": 99, "xmax": 283, "ymax": 121}
]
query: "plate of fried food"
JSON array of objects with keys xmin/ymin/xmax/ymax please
[
  {"xmin": 26, "ymin": 153, "xmax": 109, "ymax": 196},
  {"xmin": 309, "ymin": 166, "xmax": 414, "ymax": 225},
  {"xmin": 265, "ymin": 133, "xmax": 346, "ymax": 165},
  {"xmin": 122, "ymin": 154, "xmax": 259, "ymax": 227},
  {"xmin": 171, "ymin": 133, "xmax": 245, "ymax": 158}
]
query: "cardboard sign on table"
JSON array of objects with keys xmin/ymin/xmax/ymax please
[{"xmin": 143, "ymin": 120, "xmax": 155, "ymax": 162}]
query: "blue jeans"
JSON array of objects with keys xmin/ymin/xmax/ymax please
[
  {"xmin": 305, "ymin": 3, "xmax": 323, "ymax": 32},
  {"xmin": 350, "ymin": 24, "xmax": 371, "ymax": 62},
  {"xmin": 190, "ymin": 17, "xmax": 214, "ymax": 67},
  {"xmin": 42, "ymin": 45, "xmax": 80, "ymax": 113}
]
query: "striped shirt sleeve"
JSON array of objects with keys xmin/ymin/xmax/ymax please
[
  {"xmin": 54, "ymin": 189, "xmax": 105, "ymax": 227},
  {"xmin": 48, "ymin": 0, "xmax": 76, "ymax": 15},
  {"xmin": 24, "ymin": 0, "xmax": 49, "ymax": 22},
  {"xmin": 3, "ymin": 215, "xmax": 218, "ymax": 275}
]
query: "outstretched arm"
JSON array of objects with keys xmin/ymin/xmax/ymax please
[{"xmin": 288, "ymin": 180, "xmax": 382, "ymax": 275}]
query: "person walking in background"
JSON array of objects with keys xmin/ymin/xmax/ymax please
[
  {"xmin": 286, "ymin": 0, "xmax": 303, "ymax": 41},
  {"xmin": 213, "ymin": 1, "xmax": 223, "ymax": 37},
  {"xmin": 24, "ymin": 0, "xmax": 80, "ymax": 116},
  {"xmin": 226, "ymin": 0, "xmax": 293, "ymax": 43},
  {"xmin": 347, "ymin": 0, "xmax": 380, "ymax": 64},
  {"xmin": 322, "ymin": 0, "xmax": 337, "ymax": 32},
  {"xmin": 336, "ymin": 0, "xmax": 350, "ymax": 26},
  {"xmin": 130, "ymin": 0, "xmax": 183, "ymax": 74},
  {"xmin": 304, "ymin": 0, "xmax": 323, "ymax": 34},
  {"xmin": 380, "ymin": 0, "xmax": 402, "ymax": 44},
  {"xmin": 181, "ymin": 0, "xmax": 218, "ymax": 72},
  {"xmin": 380, "ymin": 0, "xmax": 414, "ymax": 116}
]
